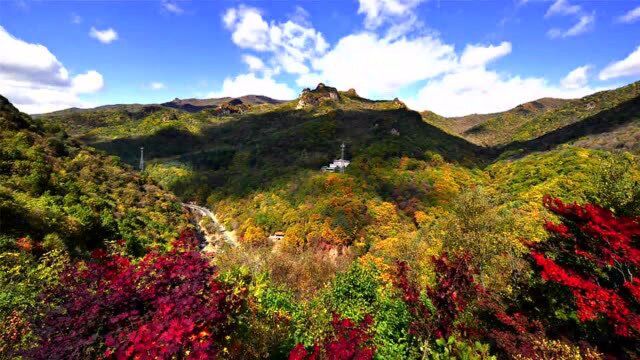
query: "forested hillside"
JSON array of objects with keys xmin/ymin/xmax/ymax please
[
  {"xmin": 0, "ymin": 94, "xmax": 190, "ymax": 356},
  {"xmin": 4, "ymin": 81, "xmax": 640, "ymax": 359},
  {"xmin": 423, "ymin": 81, "xmax": 640, "ymax": 153}
]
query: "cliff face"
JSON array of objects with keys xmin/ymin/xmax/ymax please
[{"xmin": 296, "ymin": 83, "xmax": 340, "ymax": 109}]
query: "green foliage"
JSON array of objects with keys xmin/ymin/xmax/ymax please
[
  {"xmin": 428, "ymin": 337, "xmax": 496, "ymax": 360},
  {"xmin": 320, "ymin": 263, "xmax": 415, "ymax": 359},
  {"xmin": 585, "ymin": 152, "xmax": 640, "ymax": 216}
]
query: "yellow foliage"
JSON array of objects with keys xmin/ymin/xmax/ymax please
[
  {"xmin": 413, "ymin": 210, "xmax": 433, "ymax": 227},
  {"xmin": 242, "ymin": 222, "xmax": 267, "ymax": 246}
]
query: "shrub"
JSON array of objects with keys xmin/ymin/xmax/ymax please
[
  {"xmin": 289, "ymin": 314, "xmax": 376, "ymax": 360},
  {"xmin": 395, "ymin": 254, "xmax": 481, "ymax": 342},
  {"xmin": 528, "ymin": 196, "xmax": 640, "ymax": 355},
  {"xmin": 28, "ymin": 230, "xmax": 242, "ymax": 360}
]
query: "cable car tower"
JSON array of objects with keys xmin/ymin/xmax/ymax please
[{"xmin": 139, "ymin": 147, "xmax": 144, "ymax": 171}]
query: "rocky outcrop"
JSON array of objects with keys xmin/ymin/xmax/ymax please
[
  {"xmin": 392, "ymin": 97, "xmax": 407, "ymax": 109},
  {"xmin": 296, "ymin": 83, "xmax": 340, "ymax": 109},
  {"xmin": 212, "ymin": 99, "xmax": 249, "ymax": 115},
  {"xmin": 345, "ymin": 88, "xmax": 358, "ymax": 97}
]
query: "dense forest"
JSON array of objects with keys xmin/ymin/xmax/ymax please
[{"xmin": 2, "ymin": 81, "xmax": 640, "ymax": 359}]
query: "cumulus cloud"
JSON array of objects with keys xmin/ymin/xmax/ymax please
[
  {"xmin": 460, "ymin": 42, "xmax": 512, "ymax": 68},
  {"xmin": 561, "ymin": 65, "xmax": 590, "ymax": 89},
  {"xmin": 218, "ymin": 4, "xmax": 604, "ymax": 116},
  {"xmin": 90, "ymin": 27, "xmax": 118, "ymax": 44},
  {"xmin": 406, "ymin": 68, "xmax": 600, "ymax": 117},
  {"xmin": 208, "ymin": 73, "xmax": 296, "ymax": 100},
  {"xmin": 544, "ymin": 0, "xmax": 594, "ymax": 38},
  {"xmin": 242, "ymin": 54, "xmax": 265, "ymax": 72},
  {"xmin": 404, "ymin": 43, "xmax": 601, "ymax": 116},
  {"xmin": 71, "ymin": 70, "xmax": 104, "ymax": 93},
  {"xmin": 298, "ymin": 32, "xmax": 456, "ymax": 98},
  {"xmin": 222, "ymin": 5, "xmax": 327, "ymax": 75},
  {"xmin": 357, "ymin": 0, "xmax": 424, "ymax": 30},
  {"xmin": 617, "ymin": 6, "xmax": 640, "ymax": 24},
  {"xmin": 599, "ymin": 46, "xmax": 640, "ymax": 81},
  {"xmin": 0, "ymin": 26, "xmax": 104, "ymax": 113},
  {"xmin": 149, "ymin": 82, "xmax": 166, "ymax": 90}
]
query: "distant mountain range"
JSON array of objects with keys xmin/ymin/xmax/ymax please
[
  {"xmin": 34, "ymin": 94, "xmax": 286, "ymax": 117},
  {"xmin": 422, "ymin": 81, "xmax": 640, "ymax": 154},
  {"xmin": 36, "ymin": 80, "xmax": 640, "ymax": 159},
  {"xmin": 161, "ymin": 95, "xmax": 286, "ymax": 112}
]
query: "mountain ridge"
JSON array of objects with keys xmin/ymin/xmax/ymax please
[{"xmin": 422, "ymin": 80, "xmax": 640, "ymax": 152}]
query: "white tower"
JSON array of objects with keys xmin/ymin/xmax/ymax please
[
  {"xmin": 139, "ymin": 147, "xmax": 144, "ymax": 171},
  {"xmin": 340, "ymin": 143, "xmax": 346, "ymax": 173}
]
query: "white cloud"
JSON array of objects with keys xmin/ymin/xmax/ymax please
[
  {"xmin": 618, "ymin": 6, "xmax": 640, "ymax": 24},
  {"xmin": 89, "ymin": 27, "xmax": 118, "ymax": 44},
  {"xmin": 599, "ymin": 46, "xmax": 640, "ymax": 81},
  {"xmin": 218, "ymin": 4, "xmax": 605, "ymax": 117},
  {"xmin": 561, "ymin": 65, "xmax": 590, "ymax": 89},
  {"xmin": 0, "ymin": 26, "xmax": 104, "ymax": 113},
  {"xmin": 149, "ymin": 82, "xmax": 166, "ymax": 90},
  {"xmin": 357, "ymin": 0, "xmax": 424, "ymax": 29},
  {"xmin": 222, "ymin": 6, "xmax": 328, "ymax": 75},
  {"xmin": 242, "ymin": 55, "xmax": 265, "ymax": 71},
  {"xmin": 297, "ymin": 32, "xmax": 456, "ymax": 98},
  {"xmin": 404, "ymin": 43, "xmax": 601, "ymax": 116},
  {"xmin": 545, "ymin": 0, "xmax": 581, "ymax": 17},
  {"xmin": 544, "ymin": 0, "xmax": 594, "ymax": 38},
  {"xmin": 223, "ymin": 6, "xmax": 270, "ymax": 50},
  {"xmin": 460, "ymin": 42, "xmax": 512, "ymax": 68},
  {"xmin": 406, "ymin": 67, "xmax": 600, "ymax": 117},
  {"xmin": 548, "ymin": 13, "xmax": 594, "ymax": 38},
  {"xmin": 71, "ymin": 70, "xmax": 104, "ymax": 93},
  {"xmin": 163, "ymin": 1, "xmax": 183, "ymax": 14},
  {"xmin": 208, "ymin": 73, "xmax": 296, "ymax": 99}
]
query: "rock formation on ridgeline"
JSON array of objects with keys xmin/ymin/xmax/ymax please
[{"xmin": 296, "ymin": 83, "xmax": 340, "ymax": 109}]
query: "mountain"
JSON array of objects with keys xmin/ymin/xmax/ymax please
[
  {"xmin": 422, "ymin": 81, "xmax": 640, "ymax": 153},
  {"xmin": 0, "ymin": 94, "xmax": 186, "ymax": 254},
  {"xmin": 422, "ymin": 97, "xmax": 568, "ymax": 139},
  {"xmin": 162, "ymin": 95, "xmax": 286, "ymax": 112}
]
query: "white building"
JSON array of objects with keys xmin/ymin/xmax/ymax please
[{"xmin": 321, "ymin": 143, "xmax": 350, "ymax": 173}]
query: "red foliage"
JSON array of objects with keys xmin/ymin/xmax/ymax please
[
  {"xmin": 29, "ymin": 230, "xmax": 241, "ymax": 360},
  {"xmin": 394, "ymin": 253, "xmax": 481, "ymax": 340},
  {"xmin": 482, "ymin": 301, "xmax": 548, "ymax": 359},
  {"xmin": 0, "ymin": 311, "xmax": 31, "ymax": 358},
  {"xmin": 531, "ymin": 197, "xmax": 640, "ymax": 338},
  {"xmin": 289, "ymin": 314, "xmax": 375, "ymax": 360}
]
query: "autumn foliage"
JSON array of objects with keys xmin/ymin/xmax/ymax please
[
  {"xmin": 288, "ymin": 314, "xmax": 376, "ymax": 360},
  {"xmin": 28, "ymin": 230, "xmax": 241, "ymax": 360},
  {"xmin": 531, "ymin": 196, "xmax": 640, "ymax": 338},
  {"xmin": 394, "ymin": 253, "xmax": 480, "ymax": 340}
]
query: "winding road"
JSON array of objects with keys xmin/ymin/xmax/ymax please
[{"xmin": 182, "ymin": 203, "xmax": 239, "ymax": 248}]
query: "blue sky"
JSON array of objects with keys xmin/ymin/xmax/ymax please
[{"xmin": 1, "ymin": 0, "xmax": 640, "ymax": 115}]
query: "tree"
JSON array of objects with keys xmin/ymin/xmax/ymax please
[{"xmin": 530, "ymin": 196, "xmax": 640, "ymax": 339}]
